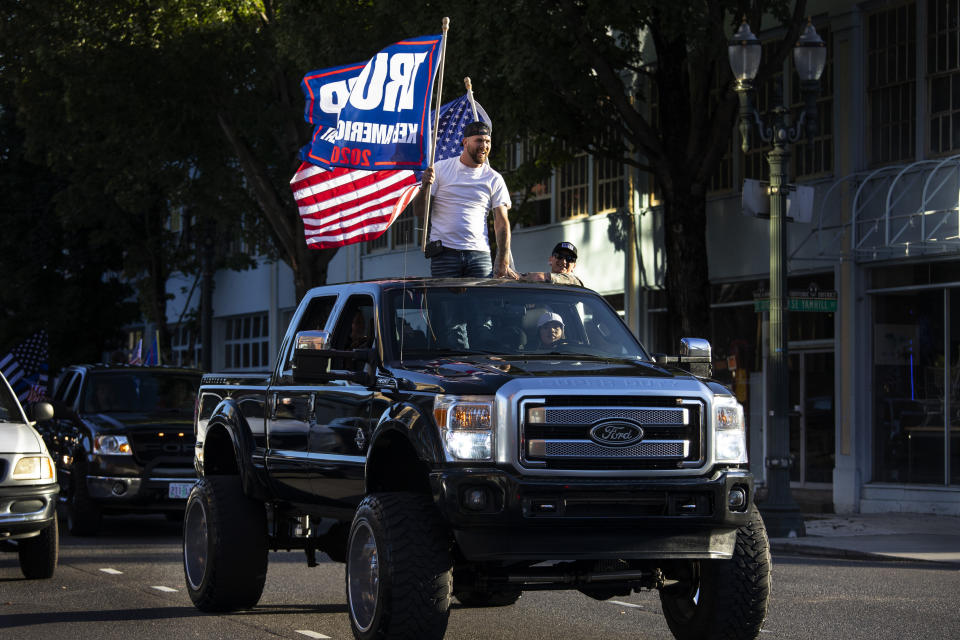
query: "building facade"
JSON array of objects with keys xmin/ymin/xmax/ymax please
[{"xmin": 164, "ymin": 0, "xmax": 960, "ymax": 515}]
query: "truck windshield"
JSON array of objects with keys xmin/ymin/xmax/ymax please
[
  {"xmin": 82, "ymin": 372, "xmax": 200, "ymax": 414},
  {"xmin": 384, "ymin": 286, "xmax": 651, "ymax": 361}
]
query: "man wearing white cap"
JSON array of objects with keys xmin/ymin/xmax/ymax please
[{"xmin": 536, "ymin": 311, "xmax": 566, "ymax": 349}]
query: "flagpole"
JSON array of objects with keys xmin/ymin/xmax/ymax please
[
  {"xmin": 464, "ymin": 77, "xmax": 479, "ymax": 121},
  {"xmin": 422, "ymin": 16, "xmax": 450, "ymax": 251}
]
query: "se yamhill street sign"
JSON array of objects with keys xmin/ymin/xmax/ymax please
[{"xmin": 754, "ymin": 288, "xmax": 838, "ymax": 313}]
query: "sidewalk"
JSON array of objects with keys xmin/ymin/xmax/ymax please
[{"xmin": 768, "ymin": 512, "xmax": 960, "ymax": 566}]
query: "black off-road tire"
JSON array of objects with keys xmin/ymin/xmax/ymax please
[
  {"xmin": 659, "ymin": 505, "xmax": 771, "ymax": 640},
  {"xmin": 346, "ymin": 492, "xmax": 452, "ymax": 640},
  {"xmin": 454, "ymin": 588, "xmax": 521, "ymax": 608},
  {"xmin": 18, "ymin": 517, "xmax": 59, "ymax": 579},
  {"xmin": 182, "ymin": 475, "xmax": 268, "ymax": 612},
  {"xmin": 65, "ymin": 467, "xmax": 102, "ymax": 537}
]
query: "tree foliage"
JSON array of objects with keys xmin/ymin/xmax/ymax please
[
  {"xmin": 3, "ymin": 0, "xmax": 811, "ymax": 363},
  {"xmin": 433, "ymin": 0, "xmax": 807, "ymax": 343}
]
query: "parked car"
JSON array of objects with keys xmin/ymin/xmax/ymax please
[
  {"xmin": 0, "ymin": 371, "xmax": 59, "ymax": 578},
  {"xmin": 38, "ymin": 364, "xmax": 202, "ymax": 535}
]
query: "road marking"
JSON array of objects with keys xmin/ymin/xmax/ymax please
[
  {"xmin": 99, "ymin": 568, "xmax": 123, "ymax": 575},
  {"xmin": 295, "ymin": 631, "xmax": 331, "ymax": 639},
  {"xmin": 609, "ymin": 600, "xmax": 644, "ymax": 609},
  {"xmin": 152, "ymin": 586, "xmax": 178, "ymax": 593}
]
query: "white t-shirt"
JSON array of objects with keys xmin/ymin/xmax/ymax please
[{"xmin": 429, "ymin": 156, "xmax": 512, "ymax": 251}]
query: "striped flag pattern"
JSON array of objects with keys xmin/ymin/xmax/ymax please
[
  {"xmin": 290, "ymin": 94, "xmax": 489, "ymax": 250},
  {"xmin": 0, "ymin": 331, "xmax": 49, "ymax": 403},
  {"xmin": 290, "ymin": 166, "xmax": 420, "ymax": 249}
]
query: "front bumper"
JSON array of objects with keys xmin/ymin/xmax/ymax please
[
  {"xmin": 85, "ymin": 475, "xmax": 196, "ymax": 510},
  {"xmin": 430, "ymin": 467, "xmax": 753, "ymax": 562},
  {"xmin": 0, "ymin": 482, "xmax": 59, "ymax": 539},
  {"xmin": 74, "ymin": 454, "xmax": 196, "ymax": 512}
]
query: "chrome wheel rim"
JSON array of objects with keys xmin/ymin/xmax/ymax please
[
  {"xmin": 183, "ymin": 497, "xmax": 208, "ymax": 590},
  {"xmin": 347, "ymin": 520, "xmax": 379, "ymax": 632}
]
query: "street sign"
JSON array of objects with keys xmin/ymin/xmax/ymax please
[
  {"xmin": 754, "ymin": 286, "xmax": 838, "ymax": 313},
  {"xmin": 754, "ymin": 297, "xmax": 837, "ymax": 312}
]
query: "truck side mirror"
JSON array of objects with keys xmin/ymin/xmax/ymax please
[
  {"xmin": 292, "ymin": 330, "xmax": 374, "ymax": 385},
  {"xmin": 679, "ymin": 338, "xmax": 713, "ymax": 378},
  {"xmin": 654, "ymin": 338, "xmax": 713, "ymax": 378},
  {"xmin": 30, "ymin": 401, "xmax": 55, "ymax": 424}
]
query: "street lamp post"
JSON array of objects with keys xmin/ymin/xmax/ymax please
[{"xmin": 729, "ymin": 19, "xmax": 826, "ymax": 538}]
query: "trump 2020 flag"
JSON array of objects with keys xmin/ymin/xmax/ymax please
[
  {"xmin": 303, "ymin": 34, "xmax": 442, "ymax": 171},
  {"xmin": 301, "ymin": 60, "xmax": 367, "ymax": 129},
  {"xmin": 300, "ymin": 61, "xmax": 368, "ymax": 168},
  {"xmin": 291, "ymin": 94, "xmax": 487, "ymax": 249},
  {"xmin": 0, "ymin": 331, "xmax": 49, "ymax": 403}
]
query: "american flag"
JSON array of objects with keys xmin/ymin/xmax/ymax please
[
  {"xmin": 0, "ymin": 331, "xmax": 49, "ymax": 403},
  {"xmin": 432, "ymin": 94, "xmax": 490, "ymax": 166},
  {"xmin": 290, "ymin": 94, "xmax": 490, "ymax": 250},
  {"xmin": 129, "ymin": 338, "xmax": 142, "ymax": 365}
]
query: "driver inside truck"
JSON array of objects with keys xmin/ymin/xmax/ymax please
[{"xmin": 536, "ymin": 312, "xmax": 566, "ymax": 349}]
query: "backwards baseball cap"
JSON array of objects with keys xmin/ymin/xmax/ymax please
[
  {"xmin": 463, "ymin": 121, "xmax": 491, "ymax": 138},
  {"xmin": 537, "ymin": 311, "xmax": 564, "ymax": 329},
  {"xmin": 552, "ymin": 241, "xmax": 577, "ymax": 260}
]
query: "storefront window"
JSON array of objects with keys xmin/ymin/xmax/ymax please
[{"xmin": 872, "ymin": 290, "xmax": 952, "ymax": 484}]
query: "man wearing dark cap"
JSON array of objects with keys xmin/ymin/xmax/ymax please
[
  {"xmin": 522, "ymin": 241, "xmax": 584, "ymax": 286},
  {"xmin": 414, "ymin": 121, "xmax": 518, "ymax": 279}
]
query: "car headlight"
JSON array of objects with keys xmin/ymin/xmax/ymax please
[
  {"xmin": 714, "ymin": 395, "xmax": 747, "ymax": 464},
  {"xmin": 434, "ymin": 395, "xmax": 494, "ymax": 461},
  {"xmin": 12, "ymin": 455, "xmax": 55, "ymax": 480},
  {"xmin": 93, "ymin": 434, "xmax": 133, "ymax": 455}
]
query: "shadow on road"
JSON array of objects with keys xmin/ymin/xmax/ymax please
[{"xmin": 0, "ymin": 606, "xmax": 204, "ymax": 628}]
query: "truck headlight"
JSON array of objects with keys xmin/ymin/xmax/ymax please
[
  {"xmin": 714, "ymin": 395, "xmax": 747, "ymax": 463},
  {"xmin": 93, "ymin": 434, "xmax": 133, "ymax": 455},
  {"xmin": 12, "ymin": 455, "xmax": 55, "ymax": 480},
  {"xmin": 434, "ymin": 395, "xmax": 494, "ymax": 461}
]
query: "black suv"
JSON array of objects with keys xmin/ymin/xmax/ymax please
[{"xmin": 39, "ymin": 364, "xmax": 201, "ymax": 535}]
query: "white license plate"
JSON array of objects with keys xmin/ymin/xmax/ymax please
[{"xmin": 168, "ymin": 482, "xmax": 194, "ymax": 499}]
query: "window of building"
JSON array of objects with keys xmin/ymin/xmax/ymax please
[
  {"xmin": 793, "ymin": 25, "xmax": 835, "ymax": 177},
  {"xmin": 223, "ymin": 312, "xmax": 270, "ymax": 371},
  {"xmin": 872, "ymin": 287, "xmax": 959, "ymax": 485},
  {"xmin": 558, "ymin": 152, "xmax": 589, "ymax": 219},
  {"xmin": 595, "ymin": 155, "xmax": 625, "ymax": 214},
  {"xmin": 928, "ymin": 0, "xmax": 960, "ymax": 154},
  {"xmin": 710, "ymin": 143, "xmax": 735, "ymax": 193},
  {"xmin": 868, "ymin": 2, "xmax": 917, "ymax": 165},
  {"xmin": 390, "ymin": 207, "xmax": 417, "ymax": 249},
  {"xmin": 170, "ymin": 324, "xmax": 202, "ymax": 368},
  {"xmin": 516, "ymin": 138, "xmax": 552, "ymax": 227},
  {"xmin": 708, "ymin": 65, "xmax": 734, "ymax": 194},
  {"xmin": 366, "ymin": 229, "xmax": 389, "ymax": 252}
]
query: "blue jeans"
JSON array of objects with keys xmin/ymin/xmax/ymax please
[{"xmin": 430, "ymin": 248, "xmax": 493, "ymax": 278}]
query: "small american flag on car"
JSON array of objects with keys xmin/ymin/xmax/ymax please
[{"xmin": 0, "ymin": 330, "xmax": 49, "ymax": 403}]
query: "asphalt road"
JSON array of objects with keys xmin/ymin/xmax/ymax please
[{"xmin": 1, "ymin": 514, "xmax": 958, "ymax": 640}]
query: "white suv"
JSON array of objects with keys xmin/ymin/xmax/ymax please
[{"xmin": 0, "ymin": 372, "xmax": 59, "ymax": 578}]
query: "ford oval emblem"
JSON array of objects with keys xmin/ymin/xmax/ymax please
[{"xmin": 589, "ymin": 420, "xmax": 644, "ymax": 447}]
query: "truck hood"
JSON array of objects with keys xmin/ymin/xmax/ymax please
[
  {"xmin": 390, "ymin": 355, "xmax": 680, "ymax": 395},
  {"xmin": 0, "ymin": 421, "xmax": 45, "ymax": 454}
]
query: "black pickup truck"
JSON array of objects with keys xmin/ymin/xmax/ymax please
[{"xmin": 184, "ymin": 278, "xmax": 769, "ymax": 640}]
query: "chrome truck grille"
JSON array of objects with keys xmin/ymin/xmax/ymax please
[{"xmin": 519, "ymin": 397, "xmax": 704, "ymax": 470}]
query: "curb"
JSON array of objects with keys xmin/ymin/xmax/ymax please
[{"xmin": 770, "ymin": 540, "xmax": 960, "ymax": 567}]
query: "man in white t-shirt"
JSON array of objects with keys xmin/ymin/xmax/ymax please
[{"xmin": 414, "ymin": 121, "xmax": 518, "ymax": 279}]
